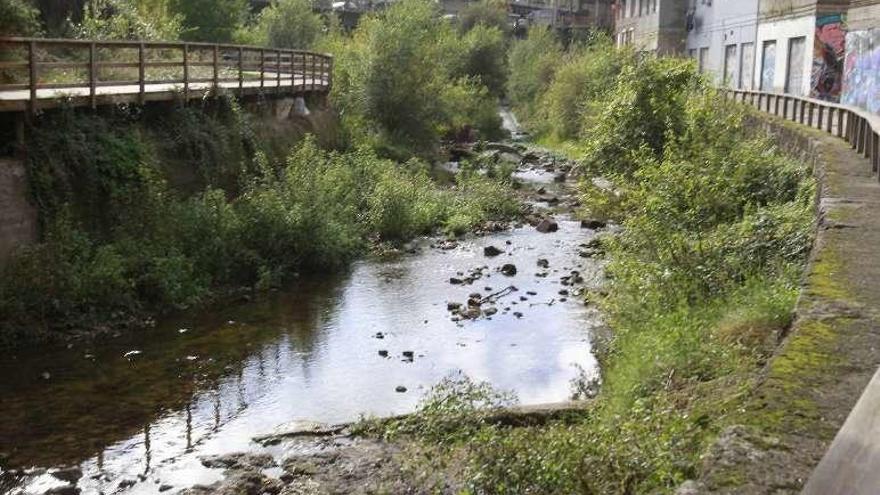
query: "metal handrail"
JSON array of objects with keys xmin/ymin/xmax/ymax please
[
  {"xmin": 0, "ymin": 37, "xmax": 333, "ymax": 113},
  {"xmin": 725, "ymin": 89, "xmax": 880, "ymax": 180}
]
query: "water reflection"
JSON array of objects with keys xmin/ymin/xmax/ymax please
[{"xmin": 1, "ymin": 217, "xmax": 602, "ymax": 494}]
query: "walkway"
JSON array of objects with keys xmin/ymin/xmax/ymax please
[{"xmin": 0, "ymin": 37, "xmax": 332, "ymax": 113}]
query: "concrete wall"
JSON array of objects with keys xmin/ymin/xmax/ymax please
[
  {"xmin": 0, "ymin": 158, "xmax": 37, "ymax": 262},
  {"xmin": 686, "ymin": 0, "xmax": 759, "ymax": 88}
]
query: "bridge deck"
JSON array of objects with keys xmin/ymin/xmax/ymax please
[
  {"xmin": 0, "ymin": 76, "xmax": 330, "ymax": 112},
  {"xmin": 0, "ymin": 37, "xmax": 332, "ymax": 113}
]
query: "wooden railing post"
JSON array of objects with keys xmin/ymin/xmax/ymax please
[
  {"xmin": 837, "ymin": 109, "xmax": 845, "ymax": 138},
  {"xmin": 182, "ymin": 43, "xmax": 189, "ymax": 98},
  {"xmin": 89, "ymin": 42, "xmax": 97, "ymax": 109},
  {"xmin": 27, "ymin": 40, "xmax": 37, "ymax": 115},
  {"xmin": 311, "ymin": 54, "xmax": 316, "ymax": 91},
  {"xmin": 213, "ymin": 45, "xmax": 219, "ymax": 93},
  {"xmin": 138, "ymin": 42, "xmax": 146, "ymax": 104},
  {"xmin": 238, "ymin": 46, "xmax": 244, "ymax": 95},
  {"xmin": 260, "ymin": 48, "xmax": 265, "ymax": 89},
  {"xmin": 276, "ymin": 49, "xmax": 281, "ymax": 93}
]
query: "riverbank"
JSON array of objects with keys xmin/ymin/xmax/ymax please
[{"xmin": 0, "ymin": 140, "xmax": 605, "ymax": 495}]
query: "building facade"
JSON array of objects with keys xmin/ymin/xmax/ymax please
[
  {"xmin": 753, "ymin": 0, "xmax": 849, "ymax": 98},
  {"xmin": 613, "ymin": 0, "xmax": 688, "ymax": 53},
  {"xmin": 685, "ymin": 0, "xmax": 760, "ymax": 89}
]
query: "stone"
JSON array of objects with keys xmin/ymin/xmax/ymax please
[
  {"xmin": 500, "ymin": 264, "xmax": 518, "ymax": 276},
  {"xmin": 484, "ymin": 307, "xmax": 498, "ymax": 316},
  {"xmin": 553, "ymin": 172, "xmax": 566, "ymax": 182},
  {"xmin": 43, "ymin": 487, "xmax": 80, "ymax": 495},
  {"xmin": 449, "ymin": 277, "xmax": 464, "ymax": 285},
  {"xmin": 447, "ymin": 302, "xmax": 462, "ymax": 311},
  {"xmin": 535, "ymin": 219, "xmax": 558, "ymax": 233},
  {"xmin": 558, "ymin": 289, "xmax": 569, "ymax": 296},
  {"xmin": 484, "ymin": 245, "xmax": 504, "ymax": 257},
  {"xmin": 158, "ymin": 485, "xmax": 173, "ymax": 492},
  {"xmin": 513, "ymin": 312, "xmax": 523, "ymax": 318},
  {"xmin": 378, "ymin": 350, "xmax": 388, "ymax": 357},
  {"xmin": 402, "ymin": 351, "xmax": 414, "ymax": 359},
  {"xmin": 537, "ymin": 258, "xmax": 549, "ymax": 268},
  {"xmin": 395, "ymin": 386, "xmax": 407, "ymax": 393},
  {"xmin": 581, "ymin": 219, "xmax": 607, "ymax": 230},
  {"xmin": 52, "ymin": 467, "xmax": 83, "ymax": 484},
  {"xmin": 374, "ymin": 332, "xmax": 384, "ymax": 339}
]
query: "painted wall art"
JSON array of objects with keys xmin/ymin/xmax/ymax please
[
  {"xmin": 842, "ymin": 28, "xmax": 880, "ymax": 114},
  {"xmin": 811, "ymin": 14, "xmax": 846, "ymax": 101}
]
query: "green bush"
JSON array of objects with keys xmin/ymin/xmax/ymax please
[
  {"xmin": 506, "ymin": 28, "xmax": 562, "ymax": 122},
  {"xmin": 235, "ymin": 0, "xmax": 324, "ymax": 49},
  {"xmin": 535, "ymin": 38, "xmax": 632, "ymax": 140},
  {"xmin": 457, "ymin": 0, "xmax": 509, "ymax": 34},
  {"xmin": 171, "ymin": 0, "xmax": 248, "ymax": 42},
  {"xmin": 0, "ymin": 0, "xmax": 42, "ymax": 36},
  {"xmin": 322, "ymin": 0, "xmax": 503, "ymax": 157},
  {"xmin": 76, "ymin": 0, "xmax": 182, "ymax": 40},
  {"xmin": 454, "ymin": 25, "xmax": 508, "ymax": 97}
]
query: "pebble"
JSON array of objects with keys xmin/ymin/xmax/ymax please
[{"xmin": 395, "ymin": 386, "xmax": 407, "ymax": 393}]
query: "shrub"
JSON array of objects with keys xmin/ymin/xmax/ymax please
[
  {"xmin": 76, "ymin": 0, "xmax": 182, "ymax": 40},
  {"xmin": 235, "ymin": 0, "xmax": 324, "ymax": 49},
  {"xmin": 457, "ymin": 0, "xmax": 509, "ymax": 34},
  {"xmin": 171, "ymin": 0, "xmax": 249, "ymax": 42},
  {"xmin": 0, "ymin": 0, "xmax": 42, "ymax": 36},
  {"xmin": 506, "ymin": 28, "xmax": 562, "ymax": 122},
  {"xmin": 455, "ymin": 25, "xmax": 508, "ymax": 97}
]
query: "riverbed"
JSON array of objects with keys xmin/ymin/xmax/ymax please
[{"xmin": 0, "ymin": 129, "xmax": 604, "ymax": 495}]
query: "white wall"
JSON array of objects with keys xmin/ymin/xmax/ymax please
[
  {"xmin": 754, "ymin": 15, "xmax": 815, "ymax": 95},
  {"xmin": 685, "ymin": 0, "xmax": 759, "ymax": 87}
]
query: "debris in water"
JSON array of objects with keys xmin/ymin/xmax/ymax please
[{"xmin": 123, "ymin": 350, "xmax": 142, "ymax": 359}]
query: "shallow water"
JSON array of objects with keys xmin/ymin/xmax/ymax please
[{"xmin": 0, "ymin": 209, "xmax": 603, "ymax": 494}]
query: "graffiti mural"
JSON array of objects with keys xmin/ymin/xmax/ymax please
[
  {"xmin": 842, "ymin": 28, "xmax": 880, "ymax": 115},
  {"xmin": 811, "ymin": 14, "xmax": 846, "ymax": 101}
]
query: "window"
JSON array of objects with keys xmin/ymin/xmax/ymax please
[
  {"xmin": 760, "ymin": 40, "xmax": 776, "ymax": 91},
  {"xmin": 785, "ymin": 36, "xmax": 806, "ymax": 95},
  {"xmin": 724, "ymin": 44, "xmax": 737, "ymax": 88},
  {"xmin": 689, "ymin": 48, "xmax": 697, "ymax": 59},
  {"xmin": 739, "ymin": 42, "xmax": 754, "ymax": 89},
  {"xmin": 699, "ymin": 47, "xmax": 709, "ymax": 73}
]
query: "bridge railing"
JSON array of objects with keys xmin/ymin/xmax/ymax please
[
  {"xmin": 0, "ymin": 37, "xmax": 333, "ymax": 112},
  {"xmin": 725, "ymin": 89, "xmax": 880, "ymax": 181}
]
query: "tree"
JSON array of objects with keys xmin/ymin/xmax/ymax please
[
  {"xmin": 76, "ymin": 0, "xmax": 182, "ymax": 40},
  {"xmin": 171, "ymin": 0, "xmax": 249, "ymax": 42},
  {"xmin": 235, "ymin": 0, "xmax": 323, "ymax": 49},
  {"xmin": 457, "ymin": 0, "xmax": 509, "ymax": 34},
  {"xmin": 0, "ymin": 0, "xmax": 42, "ymax": 36}
]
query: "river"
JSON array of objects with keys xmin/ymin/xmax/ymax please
[{"xmin": 0, "ymin": 115, "xmax": 603, "ymax": 495}]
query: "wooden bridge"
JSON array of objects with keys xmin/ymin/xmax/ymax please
[{"xmin": 0, "ymin": 37, "xmax": 333, "ymax": 114}]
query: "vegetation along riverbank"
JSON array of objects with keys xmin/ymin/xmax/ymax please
[
  {"xmin": 0, "ymin": 0, "xmax": 521, "ymax": 346},
  {"xmin": 319, "ymin": 35, "xmax": 818, "ymax": 494}
]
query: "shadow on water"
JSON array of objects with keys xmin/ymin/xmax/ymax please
[{"xmin": 0, "ymin": 273, "xmax": 348, "ymax": 471}]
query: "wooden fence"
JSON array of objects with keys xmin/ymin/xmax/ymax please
[
  {"xmin": 0, "ymin": 37, "xmax": 333, "ymax": 113},
  {"xmin": 727, "ymin": 89, "xmax": 880, "ymax": 181}
]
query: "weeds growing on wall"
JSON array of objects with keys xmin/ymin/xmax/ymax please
[
  {"xmin": 0, "ymin": 103, "xmax": 517, "ymax": 344},
  {"xmin": 364, "ymin": 43, "xmax": 817, "ymax": 494}
]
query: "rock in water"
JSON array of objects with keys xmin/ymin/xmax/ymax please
[
  {"xmin": 535, "ymin": 219, "xmax": 559, "ymax": 233},
  {"xmin": 537, "ymin": 258, "xmax": 549, "ymax": 268},
  {"xmin": 395, "ymin": 386, "xmax": 407, "ymax": 393},
  {"xmin": 581, "ymin": 219, "xmax": 607, "ymax": 230},
  {"xmin": 484, "ymin": 245, "xmax": 504, "ymax": 257},
  {"xmin": 501, "ymin": 264, "xmax": 518, "ymax": 276}
]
